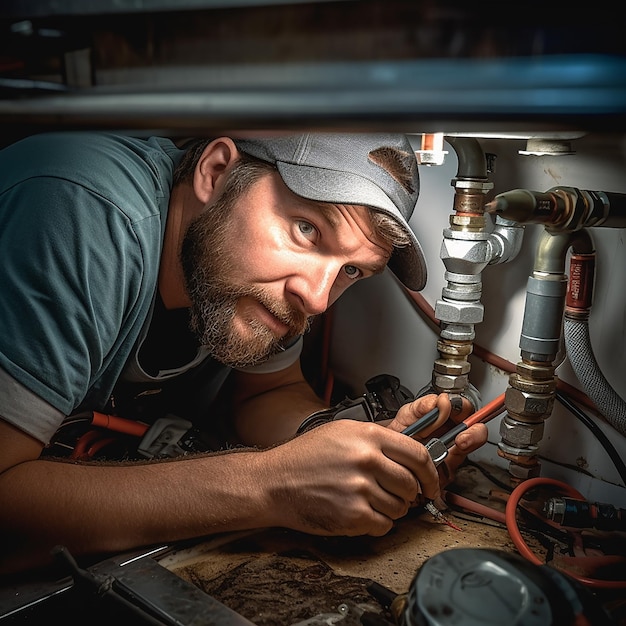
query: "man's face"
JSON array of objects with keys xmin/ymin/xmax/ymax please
[{"xmin": 181, "ymin": 167, "xmax": 392, "ymax": 368}]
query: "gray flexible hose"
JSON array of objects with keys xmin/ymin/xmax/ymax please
[{"xmin": 563, "ymin": 316, "xmax": 626, "ymax": 436}]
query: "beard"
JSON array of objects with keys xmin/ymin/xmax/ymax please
[{"xmin": 180, "ymin": 172, "xmax": 311, "ymax": 368}]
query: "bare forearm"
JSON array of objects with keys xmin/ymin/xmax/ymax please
[
  {"xmin": 0, "ymin": 404, "xmax": 488, "ymax": 576},
  {"xmin": 0, "ymin": 450, "xmax": 273, "ymax": 574},
  {"xmin": 231, "ymin": 361, "xmax": 328, "ymax": 447},
  {"xmin": 234, "ymin": 379, "xmax": 326, "ymax": 446}
]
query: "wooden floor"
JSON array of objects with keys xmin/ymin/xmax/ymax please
[
  {"xmin": 160, "ymin": 463, "xmax": 556, "ymax": 624},
  {"xmin": 165, "ymin": 494, "xmax": 525, "ymax": 593}
]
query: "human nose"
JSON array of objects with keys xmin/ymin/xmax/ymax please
[{"xmin": 286, "ymin": 259, "xmax": 341, "ymax": 316}]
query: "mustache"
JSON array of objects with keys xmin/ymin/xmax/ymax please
[
  {"xmin": 201, "ymin": 277, "xmax": 311, "ymax": 338},
  {"xmin": 255, "ymin": 290, "xmax": 311, "ymax": 336}
]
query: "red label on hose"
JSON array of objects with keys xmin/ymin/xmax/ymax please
[{"xmin": 567, "ymin": 254, "xmax": 595, "ymax": 310}]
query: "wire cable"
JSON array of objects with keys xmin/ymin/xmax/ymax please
[
  {"xmin": 505, "ymin": 477, "xmax": 626, "ymax": 590},
  {"xmin": 444, "ymin": 491, "xmax": 506, "ymax": 525},
  {"xmin": 556, "ymin": 390, "xmax": 626, "ymax": 487}
]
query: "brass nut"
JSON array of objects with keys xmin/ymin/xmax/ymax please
[
  {"xmin": 450, "ymin": 214, "xmax": 486, "ymax": 229},
  {"xmin": 453, "ymin": 192, "xmax": 487, "ymax": 213},
  {"xmin": 433, "ymin": 359, "xmax": 471, "ymax": 376},
  {"xmin": 507, "ymin": 460, "xmax": 542, "ymax": 480},
  {"xmin": 436, "ymin": 340, "xmax": 474, "ymax": 357},
  {"xmin": 432, "ymin": 372, "xmax": 468, "ymax": 392},
  {"xmin": 499, "ymin": 417, "xmax": 544, "ymax": 446},
  {"xmin": 505, "ymin": 387, "xmax": 554, "ymax": 417},
  {"xmin": 508, "ymin": 373, "xmax": 557, "ymax": 395},
  {"xmin": 515, "ymin": 361, "xmax": 556, "ymax": 381},
  {"xmin": 497, "ymin": 441, "xmax": 539, "ymax": 458}
]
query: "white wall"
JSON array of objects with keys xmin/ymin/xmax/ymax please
[{"xmin": 330, "ymin": 132, "xmax": 626, "ymax": 507}]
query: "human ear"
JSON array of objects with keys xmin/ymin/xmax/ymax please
[{"xmin": 193, "ymin": 137, "xmax": 239, "ymax": 204}]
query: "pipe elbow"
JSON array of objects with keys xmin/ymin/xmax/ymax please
[{"xmin": 488, "ymin": 216, "xmax": 525, "ymax": 265}]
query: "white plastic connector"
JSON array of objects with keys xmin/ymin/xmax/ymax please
[{"xmin": 415, "ymin": 132, "xmax": 448, "ymax": 166}]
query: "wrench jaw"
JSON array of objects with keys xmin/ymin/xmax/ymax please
[{"xmin": 425, "ymin": 438, "xmax": 448, "ymax": 466}]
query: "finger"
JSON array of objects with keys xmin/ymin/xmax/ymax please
[
  {"xmin": 405, "ymin": 393, "xmax": 452, "ymax": 439},
  {"xmin": 370, "ymin": 483, "xmax": 412, "ymax": 522},
  {"xmin": 416, "ymin": 463, "xmax": 441, "ymax": 501},
  {"xmin": 342, "ymin": 472, "xmax": 412, "ymax": 529},
  {"xmin": 386, "ymin": 394, "xmax": 438, "ymax": 432},
  {"xmin": 354, "ymin": 444, "xmax": 422, "ymax": 523},
  {"xmin": 388, "ymin": 393, "xmax": 460, "ymax": 438},
  {"xmin": 380, "ymin": 431, "xmax": 441, "ymax": 502},
  {"xmin": 375, "ymin": 459, "xmax": 421, "ymax": 505},
  {"xmin": 440, "ymin": 423, "xmax": 489, "ymax": 478},
  {"xmin": 455, "ymin": 422, "xmax": 488, "ymax": 453},
  {"xmin": 412, "ymin": 393, "xmax": 441, "ymax": 416},
  {"xmin": 419, "ymin": 395, "xmax": 475, "ymax": 439},
  {"xmin": 417, "ymin": 393, "xmax": 469, "ymax": 432}
]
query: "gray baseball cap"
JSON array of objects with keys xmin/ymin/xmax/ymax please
[{"xmin": 234, "ymin": 133, "xmax": 426, "ymax": 291}]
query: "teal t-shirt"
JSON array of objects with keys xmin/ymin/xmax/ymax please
[{"xmin": 0, "ymin": 132, "xmax": 183, "ymax": 441}]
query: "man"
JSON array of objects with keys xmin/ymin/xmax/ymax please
[{"xmin": 0, "ymin": 131, "xmax": 487, "ymax": 575}]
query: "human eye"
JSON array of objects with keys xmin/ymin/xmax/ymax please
[
  {"xmin": 343, "ymin": 264, "xmax": 363, "ymax": 280},
  {"xmin": 296, "ymin": 220, "xmax": 318, "ymax": 240}
]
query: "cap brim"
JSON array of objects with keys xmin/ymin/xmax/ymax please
[
  {"xmin": 386, "ymin": 240, "xmax": 427, "ymax": 292},
  {"xmin": 277, "ymin": 162, "xmax": 427, "ymax": 292}
]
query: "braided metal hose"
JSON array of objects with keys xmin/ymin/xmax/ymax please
[{"xmin": 563, "ymin": 316, "xmax": 626, "ymax": 436}]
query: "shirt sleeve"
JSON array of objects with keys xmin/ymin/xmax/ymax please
[
  {"xmin": 0, "ymin": 132, "xmax": 175, "ymax": 444},
  {"xmin": 0, "ymin": 367, "xmax": 65, "ymax": 444},
  {"xmin": 0, "ymin": 178, "xmax": 145, "ymax": 425}
]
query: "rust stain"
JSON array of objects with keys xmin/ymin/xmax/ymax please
[{"xmin": 544, "ymin": 167, "xmax": 562, "ymax": 184}]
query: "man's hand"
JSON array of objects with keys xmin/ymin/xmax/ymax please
[
  {"xmin": 261, "ymin": 418, "xmax": 442, "ymax": 538},
  {"xmin": 385, "ymin": 393, "xmax": 488, "ymax": 486}
]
